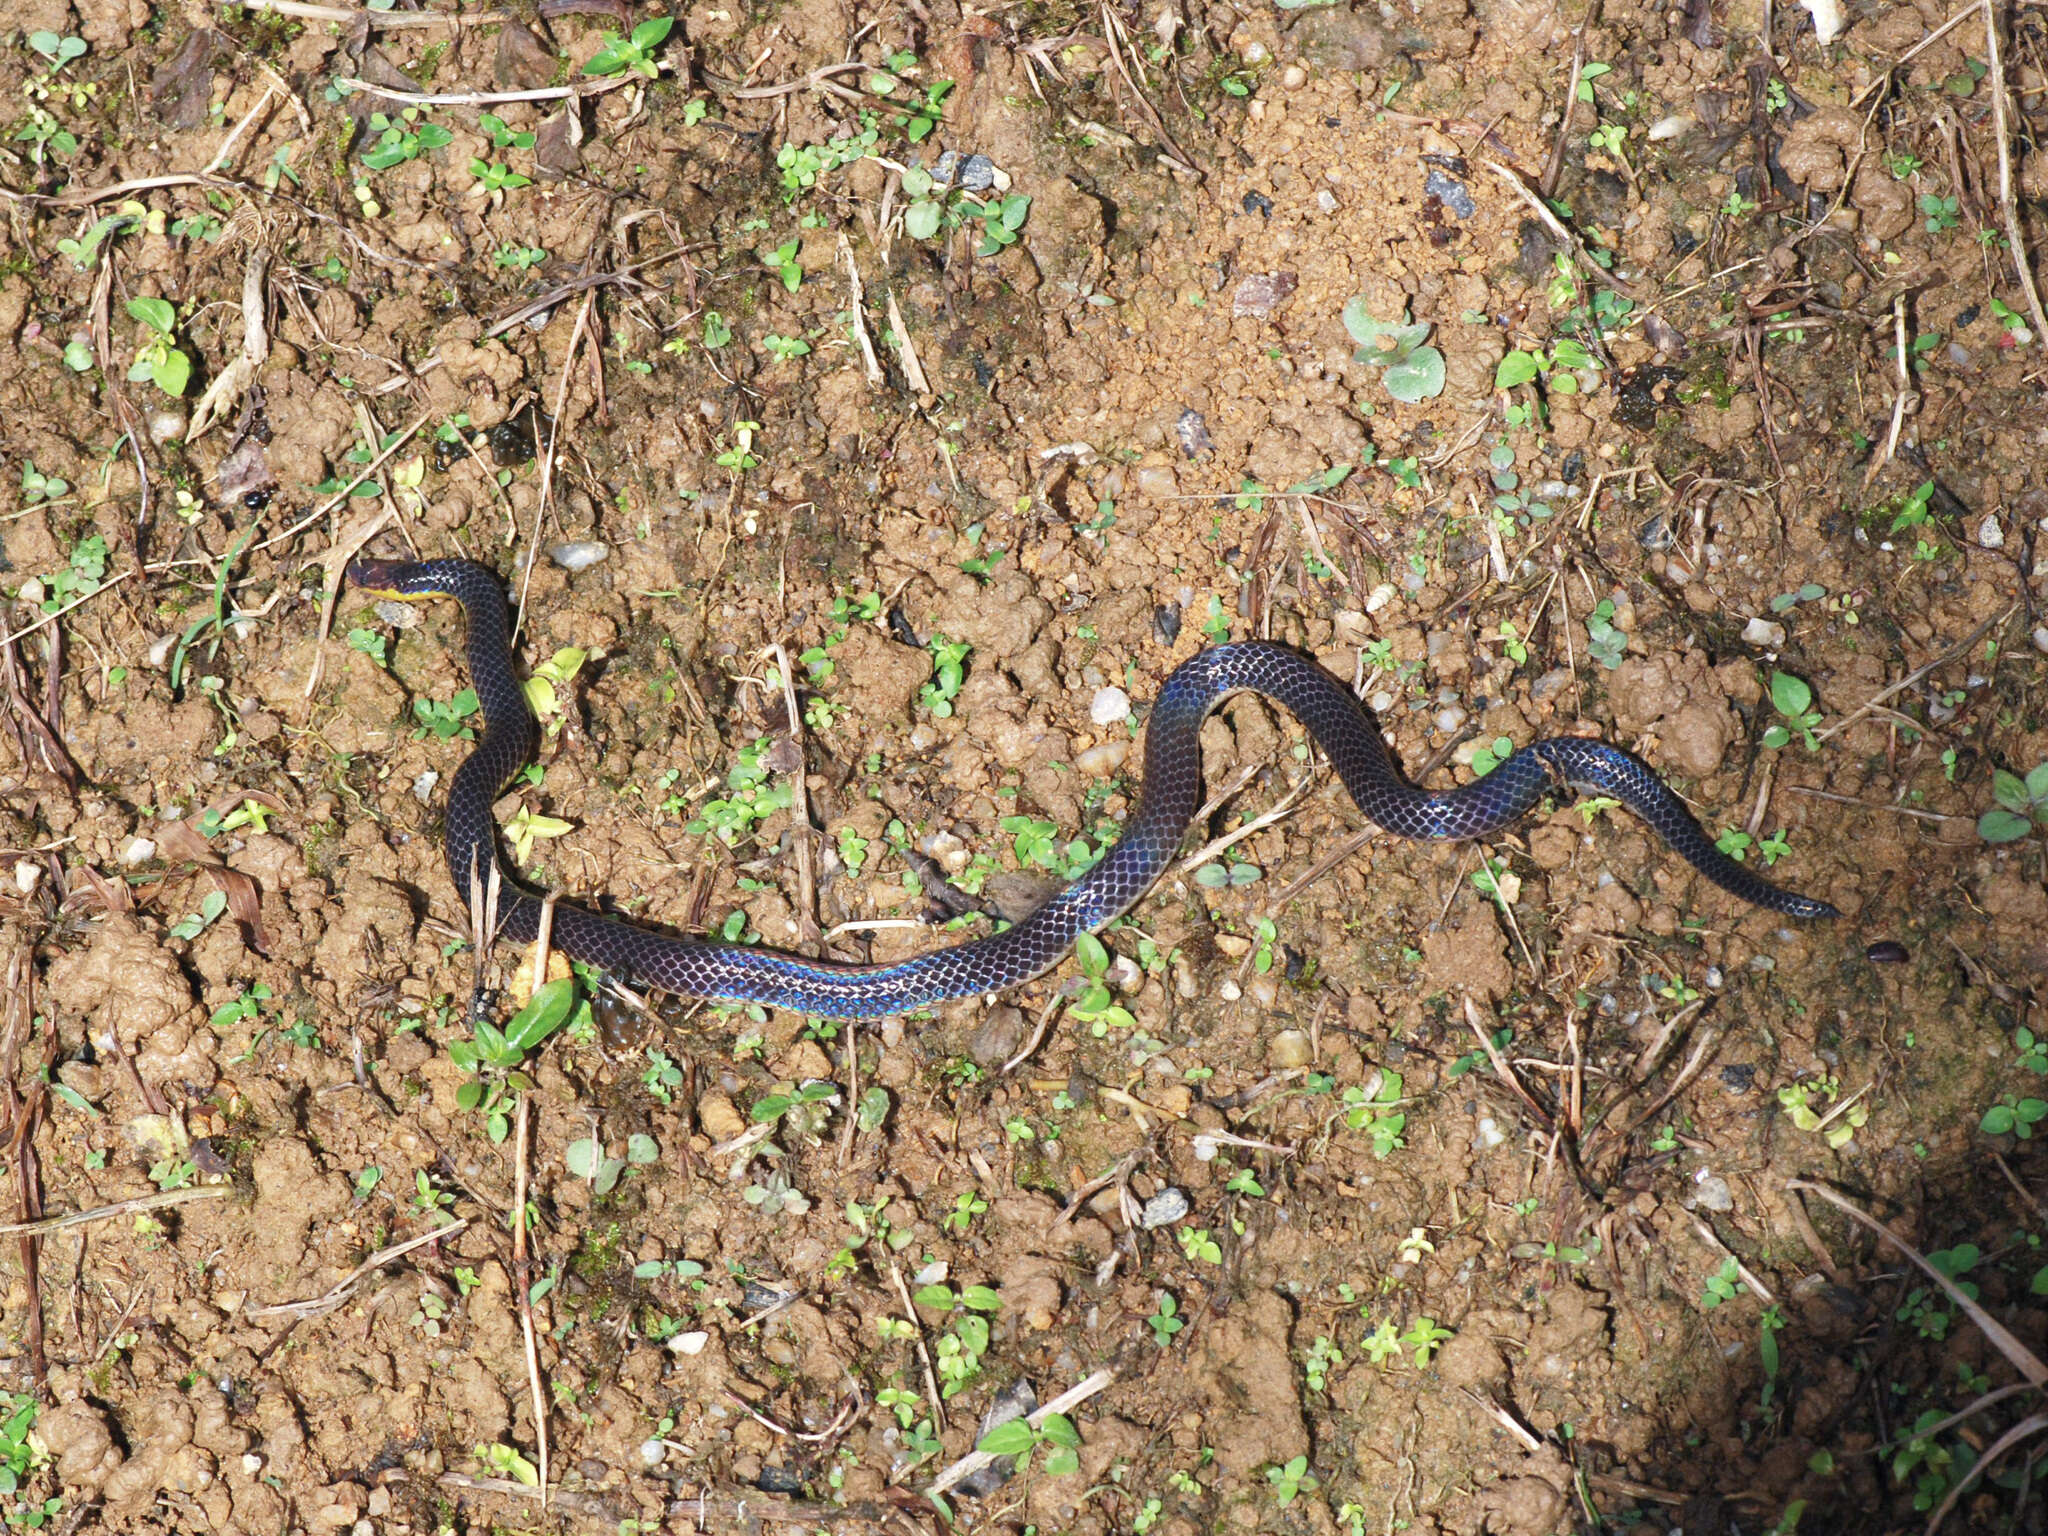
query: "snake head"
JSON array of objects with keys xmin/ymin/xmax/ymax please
[{"xmin": 347, "ymin": 557, "xmax": 423, "ymax": 598}]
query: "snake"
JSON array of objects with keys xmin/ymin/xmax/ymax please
[{"xmin": 349, "ymin": 557, "xmax": 1836, "ymax": 1020}]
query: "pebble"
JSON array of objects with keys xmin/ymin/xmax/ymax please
[
  {"xmin": 2035, "ymin": 626, "xmax": 2048, "ymax": 656},
  {"xmin": 412, "ymin": 770, "xmax": 439, "ymax": 804},
  {"xmin": 1365, "ymin": 582, "xmax": 1397, "ymax": 614},
  {"xmin": 1977, "ymin": 515, "xmax": 2004, "ymax": 549},
  {"xmin": 549, "ymin": 541, "xmax": 609, "ymax": 571},
  {"xmin": 1742, "ymin": 616, "xmax": 1787, "ymax": 649},
  {"xmin": 1647, "ymin": 114, "xmax": 1691, "ymax": 140},
  {"xmin": 1140, "ymin": 1188, "xmax": 1190, "ymax": 1228},
  {"xmin": 1368, "ymin": 690, "xmax": 1395, "ymax": 714},
  {"xmin": 1529, "ymin": 668, "xmax": 1572, "ymax": 702},
  {"xmin": 1218, "ymin": 978, "xmax": 1242, "ymax": 1002},
  {"xmin": 1473, "ymin": 1116, "xmax": 1505, "ymax": 1151},
  {"xmin": 1281, "ymin": 64, "xmax": 1307, "ymax": 88},
  {"xmin": 1316, "ymin": 188, "xmax": 1338, "ymax": 213},
  {"xmin": 638, "ymin": 1439, "xmax": 666, "ymax": 1468},
  {"xmin": 121, "ymin": 836, "xmax": 156, "ymax": 866},
  {"xmin": 147, "ymin": 406, "xmax": 189, "ymax": 446},
  {"xmin": 1691, "ymin": 1173, "xmax": 1734, "ymax": 1212},
  {"xmin": 1865, "ymin": 940, "xmax": 1909, "ymax": 964},
  {"xmin": 1435, "ymin": 706, "xmax": 1466, "ymax": 733},
  {"xmin": 909, "ymin": 722, "xmax": 938, "ymax": 751},
  {"xmin": 1268, "ymin": 1029, "xmax": 1313, "ymax": 1069},
  {"xmin": 1247, "ymin": 974, "xmax": 1279, "ymax": 1008},
  {"xmin": 1090, "ymin": 686, "xmax": 1131, "ymax": 726}
]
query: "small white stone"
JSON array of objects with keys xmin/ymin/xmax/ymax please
[
  {"xmin": 147, "ymin": 407, "xmax": 189, "ymax": 446},
  {"xmin": 549, "ymin": 540, "xmax": 609, "ymax": 571},
  {"xmin": 1742, "ymin": 616, "xmax": 1787, "ymax": 648},
  {"xmin": 2033, "ymin": 625, "xmax": 2048, "ymax": 656},
  {"xmin": 241, "ymin": 1454, "xmax": 264, "ymax": 1477},
  {"xmin": 1090, "ymin": 686, "xmax": 1131, "ymax": 726},
  {"xmin": 1368, "ymin": 690, "xmax": 1395, "ymax": 714},
  {"xmin": 1282, "ymin": 65, "xmax": 1308, "ymax": 89},
  {"xmin": 1075, "ymin": 740, "xmax": 1127, "ymax": 776},
  {"xmin": 638, "ymin": 1439, "xmax": 666, "ymax": 1467},
  {"xmin": 1316, "ymin": 188, "xmax": 1338, "ymax": 213},
  {"xmin": 1473, "ymin": 1116, "xmax": 1506, "ymax": 1151},
  {"xmin": 1365, "ymin": 582, "xmax": 1397, "ymax": 614},
  {"xmin": 121, "ymin": 837, "xmax": 156, "ymax": 866},
  {"xmin": 412, "ymin": 770, "xmax": 439, "ymax": 804},
  {"xmin": 1647, "ymin": 114, "xmax": 1692, "ymax": 141},
  {"xmin": 147, "ymin": 633, "xmax": 177, "ymax": 668},
  {"xmin": 1435, "ymin": 706, "xmax": 1466, "ymax": 733},
  {"xmin": 12, "ymin": 863, "xmax": 38, "ymax": 895},
  {"xmin": 670, "ymin": 1331, "xmax": 709, "ymax": 1356},
  {"xmin": 17, "ymin": 577, "xmax": 45, "ymax": 607},
  {"xmin": 1218, "ymin": 978, "xmax": 1242, "ymax": 1002},
  {"xmin": 1976, "ymin": 515, "xmax": 2004, "ymax": 550}
]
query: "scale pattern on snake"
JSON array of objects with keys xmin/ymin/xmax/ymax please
[{"xmin": 350, "ymin": 557, "xmax": 1837, "ymax": 1019}]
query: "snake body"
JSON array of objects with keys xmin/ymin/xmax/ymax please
[{"xmin": 351, "ymin": 557, "xmax": 1835, "ymax": 1019}]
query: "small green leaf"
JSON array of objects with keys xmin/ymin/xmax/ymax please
[
  {"xmin": 1979, "ymin": 808, "xmax": 2033, "ymax": 844},
  {"xmin": 125, "ymin": 296, "xmax": 175, "ymax": 335},
  {"xmin": 975, "ymin": 1419, "xmax": 1037, "ymax": 1456},
  {"xmin": 1993, "ymin": 770, "xmax": 2031, "ymax": 813},
  {"xmin": 1382, "ymin": 346, "xmax": 1445, "ymax": 403},
  {"xmin": 1768, "ymin": 671, "xmax": 1812, "ymax": 718},
  {"xmin": 1494, "ymin": 351, "xmax": 1541, "ymax": 389},
  {"xmin": 503, "ymin": 977, "xmax": 576, "ymax": 1055}
]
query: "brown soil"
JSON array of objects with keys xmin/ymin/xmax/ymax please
[{"xmin": 2, "ymin": 1, "xmax": 2047, "ymax": 1533}]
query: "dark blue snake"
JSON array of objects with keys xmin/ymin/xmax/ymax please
[{"xmin": 350, "ymin": 557, "xmax": 1836, "ymax": 1019}]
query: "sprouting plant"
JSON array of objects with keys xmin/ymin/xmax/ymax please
[
  {"xmin": 1918, "ymin": 192, "xmax": 1960, "ymax": 234},
  {"xmin": 1761, "ymin": 671, "xmax": 1822, "ymax": 750},
  {"xmin": 975, "ymin": 1413, "xmax": 1081, "ymax": 1477},
  {"xmin": 412, "ymin": 685, "xmax": 481, "ymax": 741},
  {"xmin": 895, "ymin": 77, "xmax": 954, "ymax": 141},
  {"xmin": 565, "ymin": 1132, "xmax": 658, "ymax": 1196},
  {"xmin": 1148, "ymin": 1291, "xmax": 1184, "ymax": 1346},
  {"xmin": 1178, "ymin": 1228, "xmax": 1222, "ymax": 1264},
  {"xmin": 478, "ymin": 112, "xmax": 534, "ymax": 151},
  {"xmin": 1722, "ymin": 190, "xmax": 1759, "ymax": 218},
  {"xmin": 759, "ymin": 238, "xmax": 803, "ymax": 293},
  {"xmin": 642, "ymin": 1048, "xmax": 684, "ymax": 1104},
  {"xmin": 1584, "ymin": 598, "xmax": 1628, "ymax": 668},
  {"xmin": 901, "ymin": 163, "xmax": 952, "ymax": 238},
  {"xmin": 1400, "ymin": 1317, "xmax": 1453, "ymax": 1365},
  {"xmin": 469, "ymin": 159, "xmax": 532, "ymax": 196},
  {"xmin": 1265, "ymin": 1455, "xmax": 1317, "ymax": 1507},
  {"xmin": 493, "ymin": 244, "xmax": 547, "ymax": 272},
  {"xmin": 125, "ymin": 297, "xmax": 192, "ymax": 397},
  {"xmin": 1700, "ymin": 1257, "xmax": 1746, "ymax": 1308},
  {"xmin": 20, "ymin": 461, "xmax": 69, "ymax": 504},
  {"xmin": 1989, "ymin": 297, "xmax": 2034, "ymax": 347},
  {"xmin": 1341, "ymin": 1070, "xmax": 1406, "ymax": 1158},
  {"xmin": 919, "ymin": 637, "xmax": 970, "ymax": 716},
  {"xmin": 763, "ymin": 332, "xmax": 811, "ymax": 362},
  {"xmin": 1468, "ymin": 736, "xmax": 1515, "ymax": 777},
  {"xmin": 1982, "ymin": 1095, "xmax": 2048, "ymax": 1139},
  {"xmin": 583, "ymin": 17, "xmax": 673, "ymax": 79},
  {"xmin": 1303, "ymin": 1335, "xmax": 1343, "ymax": 1392},
  {"xmin": 361, "ymin": 108, "xmax": 452, "ymax": 169},
  {"xmin": 1978, "ymin": 762, "xmax": 2048, "ymax": 843},
  {"xmin": 943, "ymin": 1190, "xmax": 988, "ymax": 1234},
  {"xmin": 971, "ymin": 193, "xmax": 1031, "ymax": 255},
  {"xmin": 1343, "ymin": 300, "xmax": 1446, "ymax": 403},
  {"xmin": 450, "ymin": 977, "xmax": 576, "ymax": 1142},
  {"xmin": 1067, "ymin": 932, "xmax": 1137, "ymax": 1035},
  {"xmin": 1495, "ymin": 337, "xmax": 1597, "ymax": 394},
  {"xmin": 38, "ymin": 532, "xmax": 109, "ymax": 617}
]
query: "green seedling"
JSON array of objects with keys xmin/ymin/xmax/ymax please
[
  {"xmin": 1343, "ymin": 300, "xmax": 1445, "ymax": 403},
  {"xmin": 1978, "ymin": 762, "xmax": 2048, "ymax": 843},
  {"xmin": 565, "ymin": 1132, "xmax": 657, "ymax": 1196},
  {"xmin": 971, "ymin": 193, "xmax": 1031, "ymax": 255},
  {"xmin": 584, "ymin": 17, "xmax": 672, "ymax": 78},
  {"xmin": 125, "ymin": 297, "xmax": 192, "ymax": 397},
  {"xmin": 1761, "ymin": 670, "xmax": 1821, "ymax": 750},
  {"xmin": 449, "ymin": 978, "xmax": 576, "ymax": 1141},
  {"xmin": 361, "ymin": 108, "xmax": 451, "ymax": 169}
]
